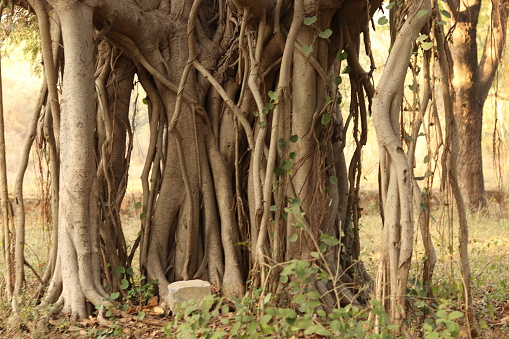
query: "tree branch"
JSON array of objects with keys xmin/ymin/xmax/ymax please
[{"xmin": 478, "ymin": 0, "xmax": 508, "ymax": 104}]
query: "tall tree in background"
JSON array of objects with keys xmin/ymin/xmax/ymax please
[{"xmin": 447, "ymin": 0, "xmax": 508, "ymax": 208}]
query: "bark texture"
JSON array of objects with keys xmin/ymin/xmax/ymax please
[{"xmin": 448, "ymin": 0, "xmax": 508, "ymax": 208}]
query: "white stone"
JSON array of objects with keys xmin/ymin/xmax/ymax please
[{"xmin": 167, "ymin": 279, "xmax": 211, "ymax": 314}]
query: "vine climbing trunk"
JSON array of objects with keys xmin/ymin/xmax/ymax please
[{"xmin": 372, "ymin": 0, "xmax": 431, "ymax": 322}]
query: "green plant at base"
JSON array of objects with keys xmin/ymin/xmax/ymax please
[
  {"xmin": 164, "ymin": 258, "xmax": 400, "ymax": 338},
  {"xmin": 421, "ymin": 300, "xmax": 464, "ymax": 339}
]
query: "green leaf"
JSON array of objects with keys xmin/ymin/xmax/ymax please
[
  {"xmin": 416, "ymin": 9, "xmax": 428, "ymax": 18},
  {"xmin": 386, "ymin": 1, "xmax": 395, "ymax": 9},
  {"xmin": 289, "ymin": 233, "xmax": 298, "ymax": 242},
  {"xmin": 110, "ymin": 292, "xmax": 120, "ymax": 300},
  {"xmin": 270, "ymin": 205, "xmax": 277, "ymax": 212},
  {"xmin": 378, "ymin": 16, "xmax": 388, "ymax": 25},
  {"xmin": 306, "ymin": 290, "xmax": 321, "ymax": 299},
  {"xmin": 253, "ymin": 111, "xmax": 259, "ymax": 117},
  {"xmin": 230, "ymin": 322, "xmax": 241, "ymax": 336},
  {"xmin": 329, "ymin": 176, "xmax": 338, "ymax": 185},
  {"xmin": 320, "ymin": 234, "xmax": 340, "ymax": 246},
  {"xmin": 414, "ymin": 176, "xmax": 425, "ymax": 181},
  {"xmin": 263, "ymin": 293, "xmax": 272, "ymax": 305},
  {"xmin": 310, "ymin": 251, "xmax": 320, "ymax": 258},
  {"xmin": 341, "ymin": 65, "xmax": 350, "ymax": 74},
  {"xmin": 409, "ymin": 83, "xmax": 418, "ymax": 92},
  {"xmin": 260, "ymin": 323, "xmax": 275, "ymax": 334},
  {"xmin": 268, "ymin": 91, "xmax": 279, "ymax": 102},
  {"xmin": 302, "ymin": 44, "xmax": 313, "ymax": 54},
  {"xmin": 258, "ymin": 120, "xmax": 266, "ymax": 127},
  {"xmin": 424, "ymin": 155, "xmax": 430, "ymax": 163},
  {"xmin": 289, "ymin": 135, "xmax": 299, "ymax": 143},
  {"xmin": 330, "ymin": 319, "xmax": 341, "ymax": 332},
  {"xmin": 448, "ymin": 310, "xmax": 464, "ymax": 320},
  {"xmin": 437, "ymin": 310, "xmax": 448, "ymax": 319},
  {"xmin": 274, "ymin": 167, "xmax": 285, "ymax": 176},
  {"xmin": 321, "ymin": 114, "xmax": 331, "ymax": 125},
  {"xmin": 120, "ymin": 278, "xmax": 129, "ymax": 290},
  {"xmin": 421, "ymin": 42, "xmax": 434, "ymax": 50},
  {"xmin": 142, "ymin": 98, "xmax": 148, "ymax": 105},
  {"xmin": 135, "ymin": 202, "xmax": 142, "ymax": 210},
  {"xmin": 440, "ymin": 9, "xmax": 451, "ymax": 18},
  {"xmin": 332, "ymin": 75, "xmax": 342, "ymax": 85},
  {"xmin": 277, "ymin": 308, "xmax": 297, "ymax": 319},
  {"xmin": 417, "ymin": 34, "xmax": 428, "ymax": 42},
  {"xmin": 319, "ymin": 29, "xmax": 332, "ymax": 39},
  {"xmin": 304, "ymin": 16, "xmax": 317, "ymax": 25},
  {"xmin": 291, "ymin": 197, "xmax": 301, "ymax": 206},
  {"xmin": 420, "ymin": 202, "xmax": 429, "ymax": 212},
  {"xmin": 437, "ymin": 20, "xmax": 447, "ymax": 25},
  {"xmin": 281, "ymin": 160, "xmax": 293, "ymax": 171},
  {"xmin": 116, "ymin": 266, "xmax": 126, "ymax": 275},
  {"xmin": 304, "ymin": 325, "xmax": 330, "ymax": 336},
  {"xmin": 140, "ymin": 212, "xmax": 147, "ymax": 221},
  {"xmin": 337, "ymin": 50, "xmax": 348, "ymax": 60},
  {"xmin": 138, "ymin": 311, "xmax": 146, "ymax": 320},
  {"xmin": 289, "ymin": 152, "xmax": 297, "ymax": 159},
  {"xmin": 278, "ymin": 138, "xmax": 287, "ymax": 151}
]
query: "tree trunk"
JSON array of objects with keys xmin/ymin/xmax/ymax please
[
  {"xmin": 40, "ymin": 0, "xmax": 109, "ymax": 319},
  {"xmin": 449, "ymin": 0, "xmax": 485, "ymax": 208},
  {"xmin": 372, "ymin": 0, "xmax": 431, "ymax": 322},
  {"xmin": 449, "ymin": 0, "xmax": 508, "ymax": 208},
  {"xmin": 9, "ymin": 0, "xmax": 384, "ymax": 319},
  {"xmin": 0, "ymin": 2, "xmax": 15, "ymax": 300}
]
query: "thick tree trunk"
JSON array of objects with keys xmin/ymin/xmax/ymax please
[
  {"xmin": 40, "ymin": 0, "xmax": 108, "ymax": 319},
  {"xmin": 449, "ymin": 0, "xmax": 508, "ymax": 208},
  {"xmin": 8, "ymin": 0, "xmax": 383, "ymax": 319},
  {"xmin": 449, "ymin": 0, "xmax": 486, "ymax": 208}
]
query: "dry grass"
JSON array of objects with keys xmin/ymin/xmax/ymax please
[{"xmin": 359, "ymin": 191, "xmax": 509, "ymax": 337}]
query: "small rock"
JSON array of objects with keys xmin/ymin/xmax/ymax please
[{"xmin": 167, "ymin": 279, "xmax": 211, "ymax": 314}]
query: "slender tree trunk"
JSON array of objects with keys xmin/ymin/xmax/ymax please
[
  {"xmin": 372, "ymin": 0, "xmax": 431, "ymax": 322},
  {"xmin": 0, "ymin": 2, "xmax": 14, "ymax": 299}
]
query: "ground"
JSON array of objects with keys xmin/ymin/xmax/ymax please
[{"xmin": 0, "ymin": 192, "xmax": 508, "ymax": 338}]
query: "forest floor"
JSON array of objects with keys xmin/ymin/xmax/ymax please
[{"xmin": 0, "ymin": 191, "xmax": 508, "ymax": 338}]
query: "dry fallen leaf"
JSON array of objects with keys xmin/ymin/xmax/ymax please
[
  {"xmin": 150, "ymin": 306, "xmax": 165, "ymax": 315},
  {"xmin": 147, "ymin": 296, "xmax": 159, "ymax": 307},
  {"xmin": 79, "ymin": 316, "xmax": 97, "ymax": 326},
  {"xmin": 499, "ymin": 315, "xmax": 509, "ymax": 324}
]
